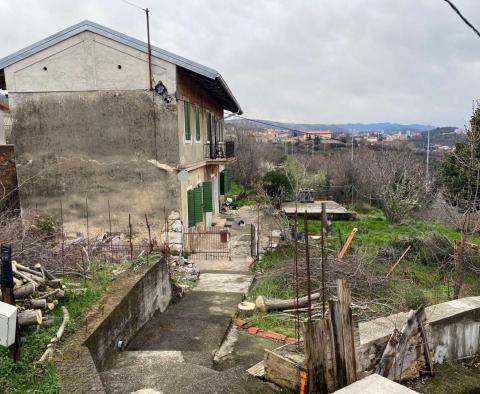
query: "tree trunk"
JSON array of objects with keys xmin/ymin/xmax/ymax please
[{"xmin": 256, "ymin": 292, "xmax": 321, "ymax": 312}]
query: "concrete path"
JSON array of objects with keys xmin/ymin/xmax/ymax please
[{"xmin": 100, "ymin": 238, "xmax": 275, "ymax": 393}]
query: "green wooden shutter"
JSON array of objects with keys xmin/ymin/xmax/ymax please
[
  {"xmin": 221, "ymin": 169, "xmax": 231, "ymax": 195},
  {"xmin": 195, "ymin": 107, "xmax": 201, "ymax": 141},
  {"xmin": 184, "ymin": 101, "xmax": 191, "ymax": 140},
  {"xmin": 203, "ymin": 181, "xmax": 213, "ymax": 212},
  {"xmin": 207, "ymin": 112, "xmax": 212, "ymax": 142},
  {"xmin": 187, "ymin": 189, "xmax": 195, "ymax": 227},
  {"xmin": 220, "ymin": 171, "xmax": 225, "ymax": 195},
  {"xmin": 194, "ymin": 186, "xmax": 203, "ymax": 223}
]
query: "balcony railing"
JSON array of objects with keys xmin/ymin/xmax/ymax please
[{"xmin": 204, "ymin": 141, "xmax": 235, "ymax": 160}]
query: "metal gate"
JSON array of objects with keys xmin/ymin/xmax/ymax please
[{"xmin": 183, "ymin": 227, "xmax": 231, "ymax": 260}]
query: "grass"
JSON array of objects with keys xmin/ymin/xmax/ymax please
[
  {"xmin": 0, "ymin": 264, "xmax": 115, "ymax": 394},
  {"xmin": 246, "ymin": 208, "xmax": 480, "ymax": 337}
]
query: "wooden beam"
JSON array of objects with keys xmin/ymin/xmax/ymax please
[
  {"xmin": 338, "ymin": 228, "xmax": 357, "ymax": 259},
  {"xmin": 303, "ymin": 319, "xmax": 329, "ymax": 393},
  {"xmin": 386, "ymin": 245, "xmax": 411, "ymax": 277}
]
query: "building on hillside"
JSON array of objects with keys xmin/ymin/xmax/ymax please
[
  {"xmin": 302, "ymin": 130, "xmax": 332, "ymax": 141},
  {"xmin": 0, "ymin": 20, "xmax": 241, "ymax": 233}
]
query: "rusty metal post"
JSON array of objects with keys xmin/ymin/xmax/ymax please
[
  {"xmin": 145, "ymin": 213, "xmax": 152, "ymax": 265},
  {"xmin": 321, "ymin": 202, "xmax": 327, "ymax": 317},
  {"xmin": 1, "ymin": 244, "xmax": 20, "ymax": 361},
  {"xmin": 108, "ymin": 200, "xmax": 113, "ymax": 264},
  {"xmin": 85, "ymin": 196, "xmax": 90, "ymax": 257},
  {"xmin": 294, "ymin": 210, "xmax": 300, "ymax": 346},
  {"xmin": 128, "ymin": 214, "xmax": 133, "ymax": 261},
  {"xmin": 60, "ymin": 200, "xmax": 65, "ymax": 277},
  {"xmin": 304, "ymin": 210, "xmax": 312, "ymax": 322}
]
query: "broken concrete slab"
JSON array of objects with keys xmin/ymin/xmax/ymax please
[{"xmin": 333, "ymin": 373, "xmax": 418, "ymax": 393}]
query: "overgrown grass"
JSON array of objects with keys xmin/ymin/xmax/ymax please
[
  {"xmin": 246, "ymin": 208, "xmax": 480, "ymax": 337},
  {"xmin": 0, "ymin": 265, "xmax": 115, "ymax": 394}
]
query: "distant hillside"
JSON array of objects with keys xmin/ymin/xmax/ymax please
[
  {"xmin": 411, "ymin": 127, "xmax": 464, "ymax": 148},
  {"xmin": 227, "ymin": 118, "xmax": 435, "ymax": 134}
]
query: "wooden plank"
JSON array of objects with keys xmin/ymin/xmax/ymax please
[
  {"xmin": 246, "ymin": 360, "xmax": 265, "ymax": 378},
  {"xmin": 338, "ymin": 228, "xmax": 357, "ymax": 258},
  {"xmin": 264, "ymin": 347, "xmax": 304, "ymax": 391},
  {"xmin": 417, "ymin": 308, "xmax": 434, "ymax": 376},
  {"xmin": 386, "ymin": 245, "xmax": 411, "ymax": 277},
  {"xmin": 303, "ymin": 319, "xmax": 329, "ymax": 394},
  {"xmin": 375, "ymin": 329, "xmax": 400, "ymax": 377},
  {"xmin": 337, "ymin": 279, "xmax": 357, "ymax": 385},
  {"xmin": 329, "ymin": 299, "xmax": 346, "ymax": 388}
]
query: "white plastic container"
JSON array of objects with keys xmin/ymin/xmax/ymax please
[{"xmin": 0, "ymin": 301, "xmax": 17, "ymax": 347}]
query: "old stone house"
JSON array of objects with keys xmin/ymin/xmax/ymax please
[{"xmin": 0, "ymin": 20, "xmax": 240, "ymax": 235}]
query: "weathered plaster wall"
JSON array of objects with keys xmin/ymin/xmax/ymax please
[
  {"xmin": 0, "ymin": 110, "xmax": 5, "ymax": 144},
  {"xmin": 177, "ymin": 69, "xmax": 223, "ymax": 166},
  {"xmin": 4, "ymin": 31, "xmax": 176, "ymax": 94},
  {"xmin": 0, "ymin": 145, "xmax": 20, "ymax": 214},
  {"xmin": 10, "ymin": 91, "xmax": 181, "ymax": 234},
  {"xmin": 84, "ymin": 259, "xmax": 171, "ymax": 370}
]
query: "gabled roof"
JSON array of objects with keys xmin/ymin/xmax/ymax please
[{"xmin": 0, "ymin": 20, "xmax": 242, "ymax": 114}]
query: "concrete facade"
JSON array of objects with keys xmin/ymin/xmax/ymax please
[{"xmin": 0, "ymin": 22, "xmax": 239, "ymax": 233}]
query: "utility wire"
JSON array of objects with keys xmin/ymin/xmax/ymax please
[
  {"xmin": 443, "ymin": 0, "xmax": 480, "ymax": 39},
  {"xmin": 120, "ymin": 0, "xmax": 146, "ymax": 11},
  {"xmin": 229, "ymin": 114, "xmax": 306, "ymax": 135}
]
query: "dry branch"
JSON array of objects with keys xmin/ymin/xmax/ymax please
[{"xmin": 39, "ymin": 306, "xmax": 69, "ymax": 362}]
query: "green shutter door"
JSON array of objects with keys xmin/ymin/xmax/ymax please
[
  {"xmin": 203, "ymin": 181, "xmax": 213, "ymax": 212},
  {"xmin": 194, "ymin": 186, "xmax": 203, "ymax": 223},
  {"xmin": 188, "ymin": 189, "xmax": 195, "ymax": 227}
]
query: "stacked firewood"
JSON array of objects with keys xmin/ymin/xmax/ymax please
[{"xmin": 2, "ymin": 261, "xmax": 66, "ymax": 327}]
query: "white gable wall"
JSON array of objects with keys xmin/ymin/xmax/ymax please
[{"xmin": 4, "ymin": 31, "xmax": 176, "ymax": 97}]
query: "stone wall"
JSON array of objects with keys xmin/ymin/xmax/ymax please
[{"xmin": 10, "ymin": 91, "xmax": 181, "ymax": 234}]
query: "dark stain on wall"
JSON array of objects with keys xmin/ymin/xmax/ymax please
[{"xmin": 0, "ymin": 145, "xmax": 20, "ymax": 215}]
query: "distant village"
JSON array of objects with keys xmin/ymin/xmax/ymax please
[{"xmin": 229, "ymin": 125, "xmax": 466, "ymax": 153}]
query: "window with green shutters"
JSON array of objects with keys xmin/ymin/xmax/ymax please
[
  {"xmin": 194, "ymin": 185, "xmax": 203, "ymax": 223},
  {"xmin": 187, "ymin": 189, "xmax": 195, "ymax": 227},
  {"xmin": 203, "ymin": 181, "xmax": 213, "ymax": 212},
  {"xmin": 184, "ymin": 101, "xmax": 191, "ymax": 141},
  {"xmin": 195, "ymin": 107, "xmax": 201, "ymax": 142}
]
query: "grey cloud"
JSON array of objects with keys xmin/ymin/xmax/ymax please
[{"xmin": 1, "ymin": 0, "xmax": 479, "ymax": 126}]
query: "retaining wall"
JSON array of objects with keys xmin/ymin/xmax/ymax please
[
  {"xmin": 359, "ymin": 296, "xmax": 480, "ymax": 371},
  {"xmin": 84, "ymin": 259, "xmax": 171, "ymax": 370}
]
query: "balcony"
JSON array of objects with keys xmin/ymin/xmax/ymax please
[{"xmin": 204, "ymin": 141, "xmax": 235, "ymax": 162}]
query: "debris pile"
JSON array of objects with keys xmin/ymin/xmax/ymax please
[
  {"xmin": 5, "ymin": 261, "xmax": 68, "ymax": 328},
  {"xmin": 162, "ymin": 211, "xmax": 183, "ymax": 254}
]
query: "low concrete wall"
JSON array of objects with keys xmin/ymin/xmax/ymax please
[
  {"xmin": 359, "ymin": 297, "xmax": 480, "ymax": 371},
  {"xmin": 84, "ymin": 259, "xmax": 171, "ymax": 370}
]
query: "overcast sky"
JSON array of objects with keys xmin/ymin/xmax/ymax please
[{"xmin": 1, "ymin": 0, "xmax": 479, "ymax": 126}]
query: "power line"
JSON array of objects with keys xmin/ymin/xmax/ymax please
[
  {"xmin": 120, "ymin": 0, "xmax": 146, "ymax": 11},
  {"xmin": 228, "ymin": 114, "xmax": 305, "ymax": 135},
  {"xmin": 443, "ymin": 0, "xmax": 480, "ymax": 39}
]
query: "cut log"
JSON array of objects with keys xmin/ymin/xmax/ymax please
[
  {"xmin": 237, "ymin": 301, "xmax": 256, "ymax": 317},
  {"xmin": 13, "ymin": 269, "xmax": 40, "ymax": 286},
  {"xmin": 42, "ymin": 317, "xmax": 55, "ymax": 326},
  {"xmin": 256, "ymin": 292, "xmax": 321, "ymax": 312},
  {"xmin": 13, "ymin": 277, "xmax": 23, "ymax": 288},
  {"xmin": 39, "ymin": 306, "xmax": 69, "ymax": 362},
  {"xmin": 14, "ymin": 261, "xmax": 44, "ymax": 277},
  {"xmin": 25, "ymin": 298, "xmax": 54, "ymax": 310},
  {"xmin": 39, "ymin": 288, "xmax": 65, "ymax": 300},
  {"xmin": 46, "ymin": 279, "xmax": 63, "ymax": 288},
  {"xmin": 34, "ymin": 263, "xmax": 56, "ymax": 280},
  {"xmin": 13, "ymin": 282, "xmax": 36, "ymax": 299},
  {"xmin": 18, "ymin": 309, "xmax": 43, "ymax": 327}
]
